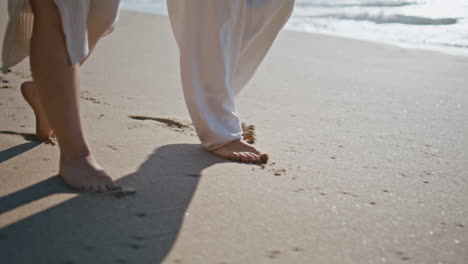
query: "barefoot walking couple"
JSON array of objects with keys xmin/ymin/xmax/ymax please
[{"xmin": 1, "ymin": 0, "xmax": 295, "ymax": 193}]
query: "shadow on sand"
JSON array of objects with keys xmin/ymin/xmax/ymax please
[
  {"xmin": 0, "ymin": 143, "xmax": 224, "ymax": 264},
  {"xmin": 0, "ymin": 131, "xmax": 42, "ymax": 163}
]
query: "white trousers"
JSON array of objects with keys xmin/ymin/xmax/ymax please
[{"xmin": 168, "ymin": 0, "xmax": 295, "ymax": 151}]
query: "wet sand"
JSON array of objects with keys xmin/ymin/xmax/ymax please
[{"xmin": 1, "ymin": 5, "xmax": 467, "ymax": 264}]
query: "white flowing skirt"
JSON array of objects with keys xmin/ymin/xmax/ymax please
[
  {"xmin": 1, "ymin": 0, "xmax": 120, "ymax": 72},
  {"xmin": 168, "ymin": 0, "xmax": 295, "ymax": 150}
]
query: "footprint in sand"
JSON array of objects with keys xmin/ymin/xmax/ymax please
[
  {"xmin": 128, "ymin": 115, "xmax": 194, "ymax": 135},
  {"xmin": 258, "ymin": 162, "xmax": 287, "ymax": 176},
  {"xmin": 13, "ymin": 70, "xmax": 31, "ymax": 79},
  {"xmin": 80, "ymin": 90, "xmax": 107, "ymax": 104},
  {"xmin": 268, "ymin": 250, "xmax": 281, "ymax": 259},
  {"xmin": 106, "ymin": 145, "xmax": 118, "ymax": 151},
  {"xmin": 341, "ymin": 192, "xmax": 359, "ymax": 198}
]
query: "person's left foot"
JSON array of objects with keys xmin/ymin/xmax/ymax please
[
  {"xmin": 21, "ymin": 81, "xmax": 53, "ymax": 141},
  {"xmin": 59, "ymin": 154, "xmax": 118, "ymax": 192}
]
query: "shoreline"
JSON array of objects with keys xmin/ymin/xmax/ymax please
[{"xmin": 283, "ymin": 27, "xmax": 468, "ymax": 58}]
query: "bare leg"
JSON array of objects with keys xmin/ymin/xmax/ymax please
[
  {"xmin": 20, "ymin": 81, "xmax": 53, "ymax": 140},
  {"xmin": 20, "ymin": 19, "xmax": 102, "ymax": 141},
  {"xmin": 28, "ymin": 0, "xmax": 116, "ymax": 192}
]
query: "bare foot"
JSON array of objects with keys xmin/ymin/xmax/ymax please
[
  {"xmin": 21, "ymin": 81, "xmax": 53, "ymax": 140},
  {"xmin": 59, "ymin": 155, "xmax": 118, "ymax": 192},
  {"xmin": 212, "ymin": 139, "xmax": 268, "ymax": 163}
]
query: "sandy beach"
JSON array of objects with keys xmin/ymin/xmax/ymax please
[{"xmin": 1, "ymin": 4, "xmax": 467, "ymax": 264}]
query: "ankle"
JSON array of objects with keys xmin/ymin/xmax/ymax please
[{"xmin": 60, "ymin": 149, "xmax": 93, "ymax": 164}]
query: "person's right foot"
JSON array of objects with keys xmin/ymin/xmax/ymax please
[
  {"xmin": 59, "ymin": 154, "xmax": 118, "ymax": 192},
  {"xmin": 211, "ymin": 139, "xmax": 268, "ymax": 163},
  {"xmin": 20, "ymin": 81, "xmax": 53, "ymax": 140}
]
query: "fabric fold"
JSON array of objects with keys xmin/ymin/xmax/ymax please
[
  {"xmin": 1, "ymin": 0, "xmax": 120, "ymax": 72},
  {"xmin": 168, "ymin": 0, "xmax": 295, "ymax": 150}
]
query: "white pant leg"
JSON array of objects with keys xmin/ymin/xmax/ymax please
[
  {"xmin": 234, "ymin": 0, "xmax": 295, "ymax": 94},
  {"xmin": 167, "ymin": 0, "xmax": 294, "ymax": 151}
]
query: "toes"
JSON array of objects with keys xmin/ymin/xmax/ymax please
[
  {"xmin": 223, "ymin": 151, "xmax": 263, "ymax": 164},
  {"xmin": 252, "ymin": 154, "xmax": 262, "ymax": 163},
  {"xmin": 215, "ymin": 149, "xmax": 241, "ymax": 161},
  {"xmin": 211, "ymin": 143, "xmax": 266, "ymax": 164},
  {"xmin": 250, "ymin": 153, "xmax": 262, "ymax": 163},
  {"xmin": 237, "ymin": 153, "xmax": 257, "ymax": 163},
  {"xmin": 97, "ymin": 172, "xmax": 117, "ymax": 189},
  {"xmin": 260, "ymin": 153, "xmax": 269, "ymax": 163},
  {"xmin": 99, "ymin": 175, "xmax": 116, "ymax": 192},
  {"xmin": 107, "ymin": 181, "xmax": 118, "ymax": 190},
  {"xmin": 238, "ymin": 153, "xmax": 250, "ymax": 163},
  {"xmin": 246, "ymin": 153, "xmax": 259, "ymax": 163},
  {"xmin": 231, "ymin": 152, "xmax": 241, "ymax": 161}
]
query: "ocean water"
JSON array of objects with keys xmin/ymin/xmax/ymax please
[{"xmin": 121, "ymin": 0, "xmax": 468, "ymax": 57}]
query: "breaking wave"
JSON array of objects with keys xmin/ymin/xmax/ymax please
[
  {"xmin": 314, "ymin": 13, "xmax": 459, "ymax": 25},
  {"xmin": 295, "ymin": 0, "xmax": 417, "ymax": 8}
]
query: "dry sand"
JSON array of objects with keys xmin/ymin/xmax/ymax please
[{"xmin": 0, "ymin": 4, "xmax": 467, "ymax": 264}]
